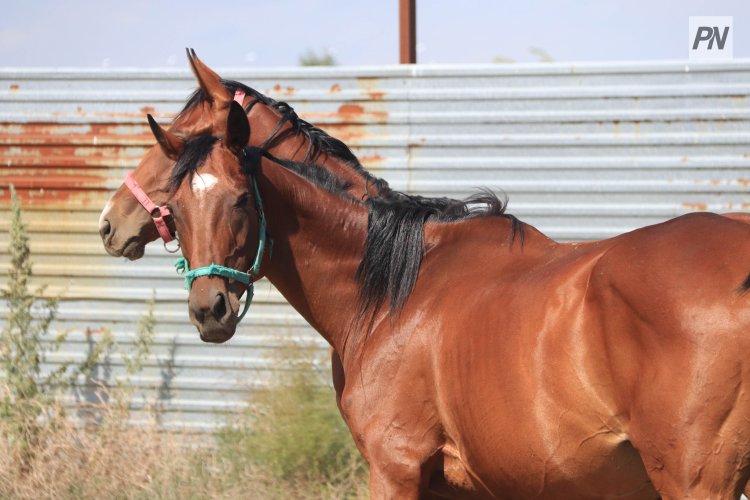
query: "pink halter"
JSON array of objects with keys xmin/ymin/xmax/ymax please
[
  {"xmin": 124, "ymin": 171, "xmax": 174, "ymax": 243},
  {"xmin": 124, "ymin": 90, "xmax": 247, "ymax": 246}
]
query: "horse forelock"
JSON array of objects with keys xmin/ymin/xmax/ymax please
[{"xmin": 168, "ymin": 135, "xmax": 219, "ymax": 192}]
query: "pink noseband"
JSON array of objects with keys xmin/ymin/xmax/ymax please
[{"xmin": 124, "ymin": 171, "xmax": 174, "ymax": 243}]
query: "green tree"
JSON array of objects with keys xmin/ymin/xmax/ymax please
[{"xmin": 299, "ymin": 49, "xmax": 337, "ymax": 66}]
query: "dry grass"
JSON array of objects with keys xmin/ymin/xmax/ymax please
[
  {"xmin": 0, "ymin": 390, "xmax": 368, "ymax": 499},
  {"xmin": 0, "ymin": 396, "xmax": 199, "ymax": 499}
]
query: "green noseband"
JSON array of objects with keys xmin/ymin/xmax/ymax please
[{"xmin": 175, "ymin": 172, "xmax": 268, "ymax": 323}]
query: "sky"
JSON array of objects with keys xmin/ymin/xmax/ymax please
[{"xmin": 0, "ymin": 0, "xmax": 748, "ymax": 67}]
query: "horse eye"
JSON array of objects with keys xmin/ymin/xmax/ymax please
[{"xmin": 234, "ymin": 192, "xmax": 250, "ymax": 208}]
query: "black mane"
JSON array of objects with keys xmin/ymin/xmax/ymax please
[
  {"xmin": 176, "ymin": 79, "xmax": 393, "ymax": 198},
  {"xmin": 355, "ymin": 190, "xmax": 521, "ymax": 329}
]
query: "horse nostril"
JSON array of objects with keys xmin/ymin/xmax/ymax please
[
  {"xmin": 193, "ymin": 308, "xmax": 205, "ymax": 324},
  {"xmin": 211, "ymin": 292, "xmax": 227, "ymax": 321},
  {"xmin": 99, "ymin": 219, "xmax": 111, "ymax": 240}
]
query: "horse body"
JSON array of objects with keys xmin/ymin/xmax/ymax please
[
  {"xmin": 338, "ymin": 218, "xmax": 647, "ymax": 498},
  {"xmin": 333, "ymin": 213, "xmax": 750, "ymax": 498}
]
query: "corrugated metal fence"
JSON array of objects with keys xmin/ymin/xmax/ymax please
[{"xmin": 1, "ymin": 61, "xmax": 749, "ymax": 431}]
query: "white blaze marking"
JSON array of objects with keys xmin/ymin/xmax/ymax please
[
  {"xmin": 191, "ymin": 173, "xmax": 218, "ymax": 197},
  {"xmin": 98, "ymin": 199, "xmax": 113, "ymax": 228}
]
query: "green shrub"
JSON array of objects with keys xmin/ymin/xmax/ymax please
[
  {"xmin": 216, "ymin": 340, "xmax": 368, "ymax": 498},
  {"xmin": 0, "ymin": 186, "xmax": 67, "ymax": 469},
  {"xmin": 0, "ymin": 186, "xmax": 157, "ymax": 475}
]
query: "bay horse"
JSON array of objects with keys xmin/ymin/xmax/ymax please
[
  {"xmin": 143, "ymin": 97, "xmax": 750, "ymax": 498},
  {"xmin": 99, "ymin": 49, "xmax": 387, "ymax": 260}
]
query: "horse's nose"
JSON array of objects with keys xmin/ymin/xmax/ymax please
[
  {"xmin": 188, "ymin": 284, "xmax": 236, "ymax": 343},
  {"xmin": 188, "ymin": 285, "xmax": 231, "ymax": 326},
  {"xmin": 99, "ymin": 219, "xmax": 111, "ymax": 241},
  {"xmin": 211, "ymin": 291, "xmax": 228, "ymax": 321}
]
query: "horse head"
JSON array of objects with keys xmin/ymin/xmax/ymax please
[
  {"xmin": 161, "ymin": 102, "xmax": 265, "ymax": 343},
  {"xmin": 98, "ymin": 50, "xmax": 241, "ymax": 259}
]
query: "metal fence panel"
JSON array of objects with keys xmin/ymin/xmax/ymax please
[{"xmin": 1, "ymin": 60, "xmax": 749, "ymax": 430}]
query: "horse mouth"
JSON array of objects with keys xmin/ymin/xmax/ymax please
[
  {"xmin": 196, "ymin": 315, "xmax": 238, "ymax": 344},
  {"xmin": 199, "ymin": 330, "xmax": 235, "ymax": 344},
  {"xmin": 121, "ymin": 239, "xmax": 146, "ymax": 260},
  {"xmin": 103, "ymin": 236, "xmax": 145, "ymax": 260}
]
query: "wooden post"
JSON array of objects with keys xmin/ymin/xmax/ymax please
[{"xmin": 399, "ymin": 0, "xmax": 416, "ymax": 64}]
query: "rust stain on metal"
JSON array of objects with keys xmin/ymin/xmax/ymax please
[
  {"xmin": 338, "ymin": 103, "xmax": 365, "ymax": 115},
  {"xmin": 368, "ymin": 90, "xmax": 386, "ymax": 100},
  {"xmin": 359, "ymin": 154, "xmax": 384, "ymax": 166},
  {"xmin": 0, "ymin": 184, "xmax": 108, "ymax": 206},
  {"xmin": 682, "ymin": 202, "xmax": 708, "ymax": 211},
  {"xmin": 3, "ymin": 191, "xmax": 107, "ymax": 208},
  {"xmin": 47, "ymin": 109, "xmax": 173, "ymax": 120},
  {"xmin": 9, "ymin": 84, "xmax": 20, "ymax": 92},
  {"xmin": 1, "ymin": 173, "xmax": 107, "ymax": 189},
  {"xmin": 2, "ymin": 148, "xmax": 144, "ymax": 168},
  {"xmin": 140, "ymin": 106, "xmax": 156, "ymax": 115},
  {"xmin": 0, "ymin": 119, "xmax": 147, "ymax": 209},
  {"xmin": 316, "ymin": 123, "xmax": 366, "ymax": 141},
  {"xmin": 330, "ymin": 83, "xmax": 342, "ymax": 93},
  {"xmin": 0, "ymin": 122, "xmax": 153, "ymax": 148},
  {"xmin": 330, "ymin": 104, "xmax": 389, "ymax": 121},
  {"xmin": 738, "ymin": 179, "xmax": 750, "ymax": 186},
  {"xmin": 268, "ymin": 84, "xmax": 295, "ymax": 96}
]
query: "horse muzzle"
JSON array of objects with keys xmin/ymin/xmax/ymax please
[
  {"xmin": 100, "ymin": 220, "xmax": 147, "ymax": 260},
  {"xmin": 188, "ymin": 284, "xmax": 239, "ymax": 343}
]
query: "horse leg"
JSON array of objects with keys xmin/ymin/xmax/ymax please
[
  {"xmin": 344, "ymin": 408, "xmax": 442, "ymax": 499},
  {"xmin": 367, "ymin": 459, "xmax": 424, "ymax": 500}
]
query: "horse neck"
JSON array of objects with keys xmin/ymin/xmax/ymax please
[
  {"xmin": 247, "ymin": 103, "xmax": 378, "ymax": 199},
  {"xmin": 255, "ymin": 157, "xmax": 368, "ymax": 356}
]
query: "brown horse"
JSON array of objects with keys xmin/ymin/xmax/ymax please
[
  {"xmin": 99, "ymin": 50, "xmax": 386, "ymax": 260},
  {"xmin": 141, "ymin": 95, "xmax": 750, "ymax": 498}
]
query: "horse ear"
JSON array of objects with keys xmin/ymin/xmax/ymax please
[
  {"xmin": 147, "ymin": 114, "xmax": 184, "ymax": 160},
  {"xmin": 186, "ymin": 48, "xmax": 231, "ymax": 108},
  {"xmin": 225, "ymin": 101, "xmax": 250, "ymax": 154}
]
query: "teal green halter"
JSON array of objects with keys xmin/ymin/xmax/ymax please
[{"xmin": 174, "ymin": 171, "xmax": 268, "ymax": 323}]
